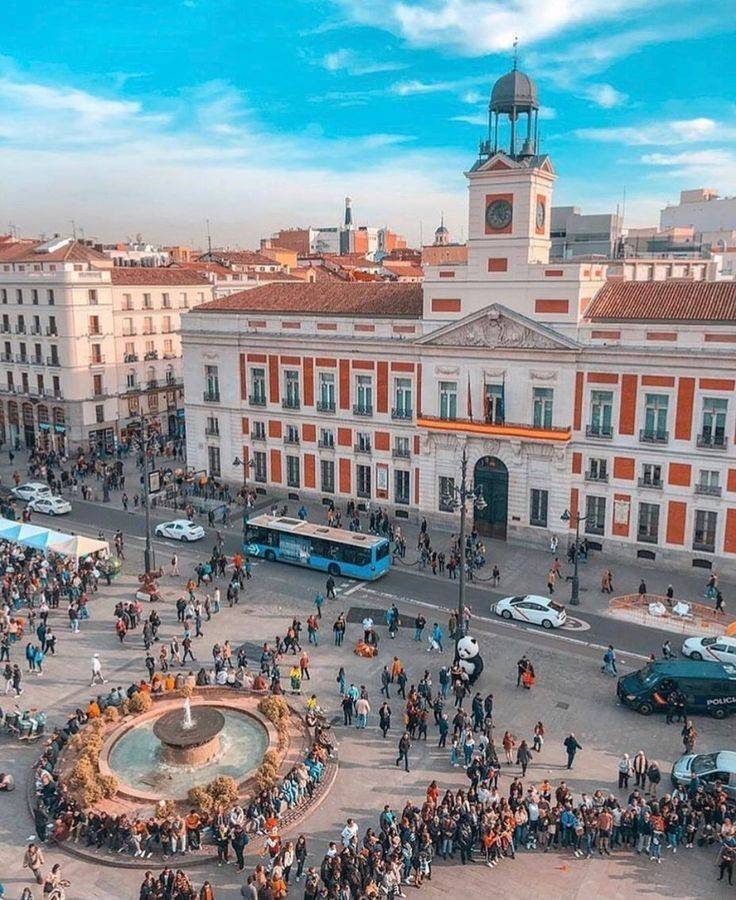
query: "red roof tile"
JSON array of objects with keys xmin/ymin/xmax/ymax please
[
  {"xmin": 383, "ymin": 263, "xmax": 424, "ymax": 279},
  {"xmin": 195, "ymin": 282, "xmax": 423, "ymax": 318},
  {"xmin": 198, "ymin": 250, "xmax": 279, "ymax": 268},
  {"xmin": 0, "ymin": 239, "xmax": 109, "ymax": 264},
  {"xmin": 421, "ymin": 244, "xmax": 468, "ymax": 266},
  {"xmin": 586, "ymin": 280, "xmax": 736, "ymax": 323},
  {"xmin": 110, "ymin": 267, "xmax": 211, "ymax": 286}
]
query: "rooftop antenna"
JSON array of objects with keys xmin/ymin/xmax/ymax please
[
  {"xmin": 7, "ymin": 223, "xmax": 18, "ymax": 239},
  {"xmin": 206, "ymin": 219, "xmax": 213, "ymax": 257},
  {"xmin": 512, "ymin": 34, "xmax": 519, "ymax": 70},
  {"xmin": 70, "ymin": 219, "xmax": 77, "ymax": 240},
  {"xmin": 621, "ymin": 186, "xmax": 627, "ymax": 229},
  {"xmin": 419, "ymin": 220, "xmax": 423, "ymax": 247}
]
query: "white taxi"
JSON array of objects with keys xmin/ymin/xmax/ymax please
[{"xmin": 493, "ymin": 594, "xmax": 567, "ymax": 629}]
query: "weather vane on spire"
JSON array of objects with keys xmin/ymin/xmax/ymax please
[{"xmin": 512, "ymin": 35, "xmax": 519, "ymax": 70}]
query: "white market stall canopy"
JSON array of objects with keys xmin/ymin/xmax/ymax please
[{"xmin": 0, "ymin": 517, "xmax": 109, "ymax": 559}]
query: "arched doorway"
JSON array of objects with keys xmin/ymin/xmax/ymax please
[{"xmin": 473, "ymin": 456, "xmax": 508, "ymax": 539}]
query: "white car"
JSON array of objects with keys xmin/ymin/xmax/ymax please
[
  {"xmin": 493, "ymin": 594, "xmax": 568, "ymax": 629},
  {"xmin": 11, "ymin": 482, "xmax": 52, "ymax": 502},
  {"xmin": 154, "ymin": 519, "xmax": 205, "ymax": 542},
  {"xmin": 27, "ymin": 495, "xmax": 72, "ymax": 516},
  {"xmin": 682, "ymin": 635, "xmax": 736, "ymax": 664}
]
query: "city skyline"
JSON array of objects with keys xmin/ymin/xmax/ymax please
[{"xmin": 2, "ymin": 0, "xmax": 734, "ymax": 246}]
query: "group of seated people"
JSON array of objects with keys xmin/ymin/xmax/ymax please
[
  {"xmin": 30, "ymin": 728, "xmax": 329, "ymax": 860},
  {"xmin": 0, "ymin": 704, "xmax": 47, "ymax": 739}
]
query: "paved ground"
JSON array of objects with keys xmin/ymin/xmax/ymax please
[{"xmin": 0, "ymin": 449, "xmax": 733, "ymax": 898}]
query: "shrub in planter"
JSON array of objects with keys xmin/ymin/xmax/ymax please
[
  {"xmin": 99, "ymin": 774, "xmax": 119, "ymax": 798},
  {"xmin": 128, "ymin": 691, "xmax": 153, "ymax": 714},
  {"xmin": 103, "ymin": 706, "xmax": 120, "ymax": 723},
  {"xmin": 258, "ymin": 696, "xmax": 289, "ymax": 726}
]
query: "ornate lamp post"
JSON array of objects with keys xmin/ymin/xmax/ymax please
[
  {"xmin": 232, "ymin": 456, "xmax": 256, "ymax": 541},
  {"xmin": 560, "ymin": 508, "xmax": 587, "ymax": 606},
  {"xmin": 440, "ymin": 447, "xmax": 487, "ymax": 642}
]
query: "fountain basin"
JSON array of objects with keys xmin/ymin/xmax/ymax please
[{"xmin": 153, "ymin": 707, "xmax": 225, "ymax": 766}]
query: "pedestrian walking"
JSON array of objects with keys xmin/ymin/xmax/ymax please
[
  {"xmin": 563, "ymin": 733, "xmax": 582, "ymax": 769},
  {"xmin": 90, "ymin": 653, "xmax": 106, "ymax": 687},
  {"xmin": 23, "ymin": 843, "xmax": 44, "ymax": 884},
  {"xmin": 396, "ymin": 732, "xmax": 411, "ymax": 772},
  {"xmin": 326, "ymin": 577, "xmax": 336, "ymax": 601},
  {"xmin": 618, "ymin": 753, "xmax": 632, "ymax": 789},
  {"xmin": 379, "ymin": 701, "xmax": 391, "ymax": 738}
]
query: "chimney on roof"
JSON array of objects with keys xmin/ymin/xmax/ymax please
[{"xmin": 344, "ymin": 196, "xmax": 353, "ymax": 228}]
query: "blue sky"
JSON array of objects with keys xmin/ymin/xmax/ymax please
[{"xmin": 1, "ymin": 0, "xmax": 735, "ymax": 246}]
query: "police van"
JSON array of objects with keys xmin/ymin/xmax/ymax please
[{"xmin": 617, "ymin": 659, "xmax": 736, "ymax": 719}]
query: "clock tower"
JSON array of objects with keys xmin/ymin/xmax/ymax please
[{"xmin": 465, "ymin": 63, "xmax": 554, "ymax": 275}]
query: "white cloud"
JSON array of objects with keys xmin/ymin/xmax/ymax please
[
  {"xmin": 321, "ymin": 48, "xmax": 406, "ymax": 76},
  {"xmin": 576, "ymin": 117, "xmax": 736, "ymax": 146},
  {"xmin": 581, "ymin": 83, "xmax": 627, "ymax": 108},
  {"xmin": 390, "ymin": 75, "xmax": 488, "ymax": 96},
  {"xmin": 335, "ymin": 0, "xmax": 671, "ymax": 56},
  {"xmin": 640, "ymin": 149, "xmax": 734, "ymax": 167},
  {"xmin": 450, "ymin": 113, "xmax": 486, "ymax": 126},
  {"xmin": 0, "ymin": 70, "xmax": 461, "ymax": 246},
  {"xmin": 0, "ymin": 78, "xmax": 141, "ymax": 119}
]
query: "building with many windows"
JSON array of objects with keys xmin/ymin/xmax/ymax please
[
  {"xmin": 181, "ymin": 66, "xmax": 736, "ymax": 573},
  {"xmin": 0, "ymin": 237, "xmax": 214, "ymax": 452}
]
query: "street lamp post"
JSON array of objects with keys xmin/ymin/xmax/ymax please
[
  {"xmin": 132, "ymin": 415, "xmax": 158, "ymax": 574},
  {"xmin": 560, "ymin": 508, "xmax": 587, "ymax": 606},
  {"xmin": 232, "ymin": 456, "xmax": 256, "ymax": 542},
  {"xmin": 441, "ymin": 447, "xmax": 487, "ymax": 643}
]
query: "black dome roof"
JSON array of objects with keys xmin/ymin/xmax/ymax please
[{"xmin": 490, "ymin": 69, "xmax": 539, "ymax": 113}]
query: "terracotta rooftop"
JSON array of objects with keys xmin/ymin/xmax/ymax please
[
  {"xmin": 195, "ymin": 282, "xmax": 423, "ymax": 318},
  {"xmin": 0, "ymin": 239, "xmax": 109, "ymax": 264},
  {"xmin": 198, "ymin": 250, "xmax": 279, "ymax": 268},
  {"xmin": 383, "ymin": 263, "xmax": 424, "ymax": 279},
  {"xmin": 586, "ymin": 280, "xmax": 736, "ymax": 322},
  {"xmin": 110, "ymin": 267, "xmax": 211, "ymax": 286}
]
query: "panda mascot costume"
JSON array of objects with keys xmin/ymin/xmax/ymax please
[{"xmin": 455, "ymin": 634, "xmax": 484, "ymax": 685}]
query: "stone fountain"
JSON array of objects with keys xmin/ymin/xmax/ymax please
[{"xmin": 153, "ymin": 697, "xmax": 225, "ymax": 766}]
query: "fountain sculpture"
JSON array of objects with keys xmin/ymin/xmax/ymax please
[{"xmin": 152, "ymin": 697, "xmax": 225, "ymax": 766}]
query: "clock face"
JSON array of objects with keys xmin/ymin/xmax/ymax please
[
  {"xmin": 485, "ymin": 199, "xmax": 512, "ymax": 231},
  {"xmin": 536, "ymin": 200, "xmax": 546, "ymax": 229}
]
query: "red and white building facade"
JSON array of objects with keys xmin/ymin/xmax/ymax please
[{"xmin": 182, "ymin": 68, "xmax": 736, "ymax": 573}]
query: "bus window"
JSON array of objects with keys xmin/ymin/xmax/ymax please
[
  {"xmin": 341, "ymin": 546, "xmax": 357, "ymax": 565},
  {"xmin": 375, "ymin": 543, "xmax": 389, "ymax": 561},
  {"xmin": 354, "ymin": 549, "xmax": 370, "ymax": 567},
  {"xmin": 246, "ymin": 526, "xmax": 266, "ymax": 542}
]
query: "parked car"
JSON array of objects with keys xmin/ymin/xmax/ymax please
[
  {"xmin": 671, "ymin": 751, "xmax": 736, "ymax": 799},
  {"xmin": 493, "ymin": 594, "xmax": 567, "ymax": 629},
  {"xmin": 11, "ymin": 482, "xmax": 52, "ymax": 502},
  {"xmin": 682, "ymin": 635, "xmax": 736, "ymax": 665},
  {"xmin": 154, "ymin": 519, "xmax": 205, "ymax": 542},
  {"xmin": 27, "ymin": 495, "xmax": 72, "ymax": 516}
]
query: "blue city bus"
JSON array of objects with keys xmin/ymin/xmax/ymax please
[{"xmin": 244, "ymin": 514, "xmax": 391, "ymax": 580}]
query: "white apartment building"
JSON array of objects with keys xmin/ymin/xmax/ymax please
[{"xmin": 0, "ymin": 237, "xmax": 213, "ymax": 452}]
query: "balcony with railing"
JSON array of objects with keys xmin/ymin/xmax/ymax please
[
  {"xmin": 13, "ymin": 354, "xmax": 27, "ymax": 364},
  {"xmin": 0, "ymin": 352, "xmax": 10, "ymax": 363},
  {"xmin": 203, "ymin": 389, "xmax": 220, "ymax": 403},
  {"xmin": 147, "ymin": 379, "xmax": 158, "ymax": 390},
  {"xmin": 637, "ymin": 477, "xmax": 663, "ymax": 490},
  {"xmin": 696, "ymin": 432, "xmax": 728, "ymax": 451},
  {"xmin": 639, "ymin": 428, "xmax": 669, "ymax": 444},
  {"xmin": 144, "ymin": 350, "xmax": 159, "ymax": 361},
  {"xmin": 251, "ymin": 430, "xmax": 267, "ymax": 442},
  {"xmin": 46, "ymin": 356, "xmax": 60, "ymax": 367},
  {"xmin": 90, "ymin": 355, "xmax": 106, "ymax": 366},
  {"xmin": 694, "ymin": 483, "xmax": 722, "ymax": 497},
  {"xmin": 353, "ymin": 403, "xmax": 373, "ymax": 417},
  {"xmin": 585, "ymin": 470, "xmax": 609, "ymax": 482},
  {"xmin": 354, "ymin": 443, "xmax": 372, "ymax": 455},
  {"xmin": 585, "ymin": 423, "xmax": 613, "ymax": 439},
  {"xmin": 204, "ymin": 425, "xmax": 220, "ymax": 437},
  {"xmin": 45, "ymin": 326, "xmax": 57, "ymax": 336},
  {"xmin": 317, "ymin": 438, "xmax": 335, "ymax": 449},
  {"xmin": 417, "ymin": 414, "xmax": 572, "ymax": 443},
  {"xmin": 248, "ymin": 393, "xmax": 267, "ymax": 407},
  {"xmin": 392, "ymin": 446, "xmax": 411, "ymax": 458},
  {"xmin": 391, "ymin": 407, "xmax": 413, "ymax": 421},
  {"xmin": 282, "ymin": 396, "xmax": 300, "ymax": 410},
  {"xmin": 316, "ymin": 399, "xmax": 335, "ymax": 413},
  {"xmin": 284, "ymin": 433, "xmax": 300, "ymax": 445},
  {"xmin": 29, "ymin": 326, "xmax": 42, "ymax": 336},
  {"xmin": 14, "ymin": 325, "xmax": 26, "ymax": 335},
  {"xmin": 30, "ymin": 355, "xmax": 44, "ymax": 367},
  {"xmin": 123, "ymin": 353, "xmax": 139, "ymax": 363}
]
